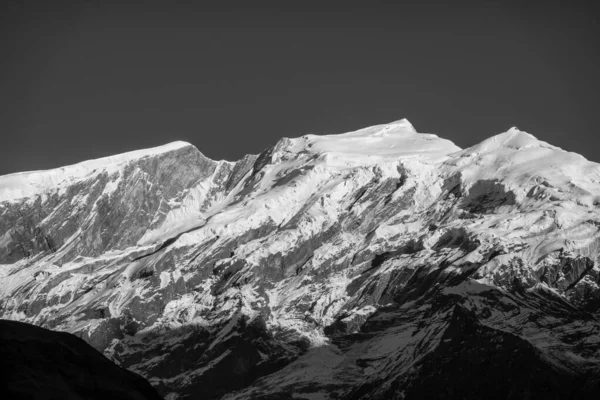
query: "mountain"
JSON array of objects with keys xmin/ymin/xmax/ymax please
[
  {"xmin": 1, "ymin": 119, "xmax": 599, "ymax": 399},
  {"xmin": 0, "ymin": 319, "xmax": 162, "ymax": 399}
]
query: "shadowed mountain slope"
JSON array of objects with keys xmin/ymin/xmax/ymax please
[{"xmin": 0, "ymin": 319, "xmax": 162, "ymax": 400}]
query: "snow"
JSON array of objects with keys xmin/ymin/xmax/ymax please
[
  {"xmin": 292, "ymin": 119, "xmax": 460, "ymax": 162},
  {"xmin": 160, "ymin": 271, "xmax": 171, "ymax": 289},
  {"xmin": 448, "ymin": 127, "xmax": 600, "ymax": 205},
  {"xmin": 151, "ymin": 120, "xmax": 461, "ymax": 264},
  {"xmin": 3, "ymin": 119, "xmax": 600, "ymax": 397},
  {"xmin": 0, "ymin": 141, "xmax": 192, "ymax": 202}
]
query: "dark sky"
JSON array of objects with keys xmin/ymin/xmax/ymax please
[{"xmin": 1, "ymin": 1, "xmax": 598, "ymax": 175}]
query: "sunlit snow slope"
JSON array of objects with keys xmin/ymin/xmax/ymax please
[{"xmin": 1, "ymin": 119, "xmax": 599, "ymax": 399}]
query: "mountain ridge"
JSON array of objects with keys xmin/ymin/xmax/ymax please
[
  {"xmin": 1, "ymin": 119, "xmax": 599, "ymax": 399},
  {"xmin": 1, "ymin": 119, "xmax": 591, "ymax": 202}
]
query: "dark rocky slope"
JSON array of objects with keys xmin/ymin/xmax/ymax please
[{"xmin": 0, "ymin": 319, "xmax": 162, "ymax": 400}]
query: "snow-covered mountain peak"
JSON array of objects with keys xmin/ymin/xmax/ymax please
[
  {"xmin": 468, "ymin": 127, "xmax": 551, "ymax": 153},
  {"xmin": 0, "ymin": 140, "xmax": 196, "ymax": 203},
  {"xmin": 285, "ymin": 120, "xmax": 461, "ymax": 163},
  {"xmin": 386, "ymin": 118, "xmax": 417, "ymax": 132},
  {"xmin": 444, "ymin": 127, "xmax": 600, "ymax": 208},
  {"xmin": 2, "ymin": 121, "xmax": 600, "ymax": 399},
  {"xmin": 496, "ymin": 127, "xmax": 541, "ymax": 149}
]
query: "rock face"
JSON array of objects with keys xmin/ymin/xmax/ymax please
[
  {"xmin": 1, "ymin": 119, "xmax": 600, "ymax": 399},
  {"xmin": 0, "ymin": 319, "xmax": 162, "ymax": 400}
]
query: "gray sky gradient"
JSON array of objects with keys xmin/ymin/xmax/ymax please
[{"xmin": 1, "ymin": 1, "xmax": 598, "ymax": 175}]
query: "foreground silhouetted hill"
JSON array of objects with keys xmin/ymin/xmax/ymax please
[{"xmin": 0, "ymin": 319, "xmax": 162, "ymax": 400}]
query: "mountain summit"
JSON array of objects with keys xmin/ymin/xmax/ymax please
[{"xmin": 1, "ymin": 121, "xmax": 599, "ymax": 399}]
